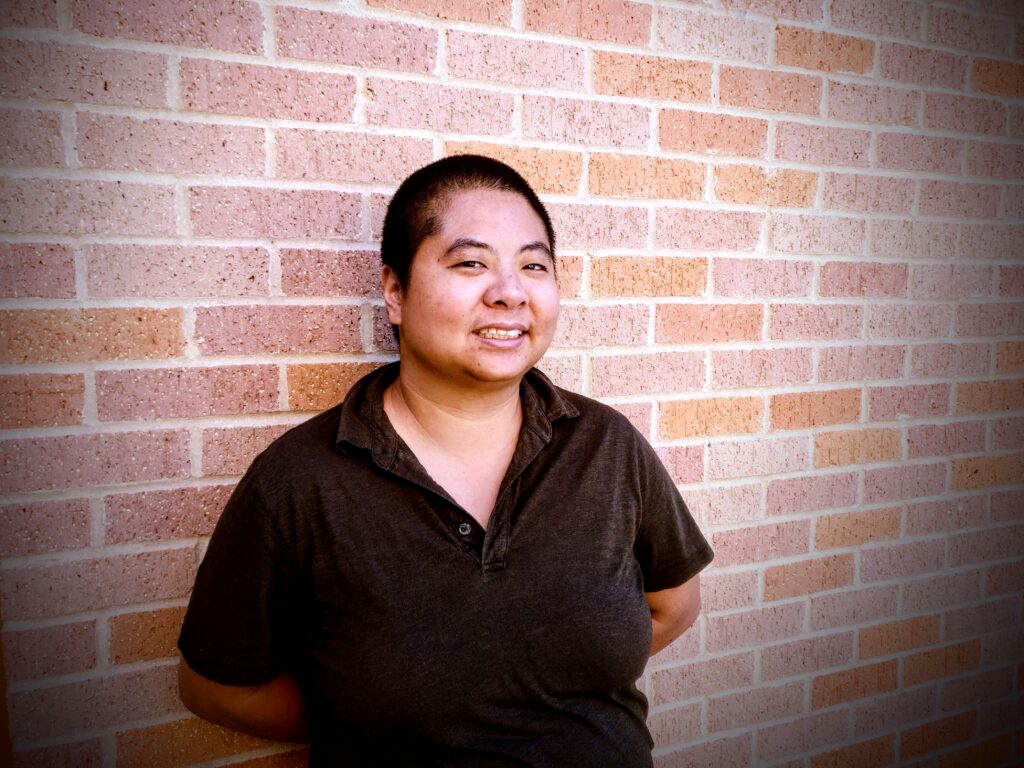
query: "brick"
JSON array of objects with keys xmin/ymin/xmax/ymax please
[
  {"xmin": 993, "ymin": 416, "xmax": 1024, "ymax": 450},
  {"xmin": 810, "ymin": 585, "xmax": 899, "ymax": 631},
  {"xmin": 921, "ymin": 180, "xmax": 1001, "ymax": 218},
  {"xmin": 854, "ymin": 687, "xmax": 937, "ymax": 738},
  {"xmin": 288, "ymin": 362, "xmax": 380, "ymax": 411},
  {"xmin": 8, "ymin": 665, "xmax": 179, "ymax": 742},
  {"xmin": 812, "ymin": 661, "xmax": 898, "ymax": 708},
  {"xmin": 371, "ymin": 304, "xmax": 399, "ymax": 353},
  {"xmin": 721, "ymin": 67, "xmax": 821, "ymax": 114},
  {"xmin": 820, "ymin": 261, "xmax": 907, "ymax": 298},
  {"xmin": 953, "ymin": 452, "xmax": 1024, "ymax": 491},
  {"xmin": 655, "ymin": 734, "xmax": 750, "ymax": 768},
  {"xmin": 861, "ymin": 539, "xmax": 946, "ymax": 582},
  {"xmin": 710, "ymin": 521, "xmax": 809, "ymax": 567},
  {"xmin": 655, "ymin": 209, "xmax": 762, "ymax": 251},
  {"xmin": 758, "ymin": 710, "xmax": 851, "ymax": 763},
  {"xmin": 275, "ymin": 130, "xmax": 432, "ymax": 185},
  {"xmin": 0, "ymin": 243, "xmax": 74, "ymax": 298},
  {"xmin": 986, "ymin": 562, "xmax": 1024, "ymax": 596},
  {"xmin": 707, "ymin": 602, "xmax": 805, "ymax": 652},
  {"xmin": 823, "ymin": 174, "xmax": 914, "ymax": 215},
  {"xmin": 555, "ymin": 256, "xmax": 583, "ymax": 300},
  {"xmin": 997, "ymin": 341, "xmax": 1024, "ymax": 372},
  {"xmin": 770, "ymin": 389, "xmax": 861, "ymax": 429},
  {"xmin": 0, "ymin": 107, "xmax": 62, "ymax": 166},
  {"xmin": 776, "ymin": 122, "xmax": 869, "ymax": 167},
  {"xmin": 903, "ymin": 570, "xmax": 982, "ymax": 613},
  {"xmin": 660, "ymin": 111, "xmax": 768, "ymax": 157},
  {"xmin": 683, "ymin": 484, "xmax": 762, "ymax": 527},
  {"xmin": 904, "ymin": 641, "xmax": 982, "ymax": 686},
  {"xmin": 860, "ymin": 616, "xmax": 940, "ymax": 659},
  {"xmin": 1001, "ymin": 266, "xmax": 1024, "ymax": 297},
  {"xmin": 867, "ymin": 305, "xmax": 952, "ymax": 339},
  {"xmin": 708, "ymin": 682, "xmax": 804, "ymax": 732},
  {"xmin": 864, "ymin": 462, "xmax": 947, "ymax": 503},
  {"xmin": 3, "ymin": 621, "xmax": 95, "ymax": 681},
  {"xmin": 647, "ymin": 702, "xmax": 701, "ymax": 748},
  {"xmin": 815, "ymin": 429, "xmax": 900, "ymax": 468},
  {"xmin": 660, "ymin": 397, "xmax": 762, "ymax": 439},
  {"xmin": 713, "ymin": 257, "xmax": 811, "ymax": 298},
  {"xmin": 523, "ymin": 95, "xmax": 646, "ymax": 147},
  {"xmin": 870, "ymin": 383, "xmax": 951, "ymax": 420},
  {"xmin": 929, "ymin": 7, "xmax": 1011, "ymax": 54},
  {"xmin": 908, "ymin": 422, "xmax": 986, "ymax": 459},
  {"xmin": 772, "ymin": 214, "xmax": 866, "ymax": 256},
  {"xmin": 720, "ymin": 0, "xmax": 821, "ymax": 21},
  {"xmin": 278, "ymin": 249, "xmax": 378, "ymax": 298},
  {"xmin": 525, "ymin": 0, "xmax": 649, "ymax": 44},
  {"xmin": 0, "ymin": 308, "xmax": 184, "ymax": 364},
  {"xmin": 109, "ymin": 606, "xmax": 187, "ymax": 665},
  {"xmin": 906, "ymin": 497, "xmax": 988, "ymax": 535},
  {"xmin": 202, "ymin": 185, "xmax": 357, "ymax": 240},
  {"xmin": 937, "ymin": 735, "xmax": 1013, "ymax": 768},
  {"xmin": 445, "ymin": 143, "xmax": 581, "ymax": 196},
  {"xmin": 656, "ymin": 304, "xmax": 762, "ymax": 344},
  {"xmin": 1003, "ymin": 185, "xmax": 1024, "ymax": 218},
  {"xmin": 650, "ymin": 621, "xmax": 700, "ymax": 668},
  {"xmin": 818, "ymin": 345, "xmax": 905, "ymax": 383},
  {"xmin": 87, "ymin": 245, "xmax": 269, "ymax": 299},
  {"xmin": 770, "ymin": 304, "xmax": 862, "ymax": 341},
  {"xmin": 714, "ymin": 166, "xmax": 816, "ymax": 208},
  {"xmin": 655, "ymin": 445, "xmax": 703, "ymax": 485},
  {"xmin": 536, "ymin": 356, "xmax": 583, "ymax": 392},
  {"xmin": 945, "ymin": 598, "xmax": 1019, "ymax": 643},
  {"xmin": 202, "ymin": 424, "xmax": 292, "ymax": 477},
  {"xmin": 0, "ymin": 178, "xmax": 175, "ymax": 236},
  {"xmin": 829, "ymin": 82, "xmax": 919, "ymax": 126},
  {"xmin": 548, "ymin": 203, "xmax": 648, "ymax": 249},
  {"xmin": 196, "ymin": 305, "xmax": 361, "ymax": 356},
  {"xmin": 712, "ymin": 348, "xmax": 812, "ymax": 388},
  {"xmin": 961, "ymin": 224, "xmax": 1024, "ymax": 259},
  {"xmin": 12, "ymin": 741, "xmax": 102, "ymax": 768},
  {"xmin": 0, "ymin": 39, "xmax": 166, "ymax": 107},
  {"xmin": 872, "ymin": 220, "xmax": 958, "ymax": 260},
  {"xmin": 278, "ymin": 7, "xmax": 435, "ymax": 73},
  {"xmin": 0, "ymin": 499, "xmax": 90, "ymax": 557},
  {"xmin": 815, "ymin": 507, "xmax": 903, "ymax": 549},
  {"xmin": 765, "ymin": 554, "xmax": 855, "ymax": 602},
  {"xmin": 911, "ymin": 266, "xmax": 992, "ymax": 301},
  {"xmin": 768, "ymin": 473, "xmax": 858, "ymax": 515},
  {"xmin": 831, "ymin": 0, "xmax": 923, "ymax": 42},
  {"xmin": 591, "ymin": 352, "xmax": 702, "ymax": 397},
  {"xmin": 811, "ymin": 736, "xmax": 895, "ymax": 768},
  {"xmin": 659, "ymin": 7, "xmax": 770, "ymax": 63},
  {"xmin": 368, "ymin": 0, "xmax": 508, "ymax": 23},
  {"xmin": 553, "ymin": 305, "xmax": 648, "ymax": 348},
  {"xmin": 593, "ymin": 51, "xmax": 710, "ymax": 101},
  {"xmin": 1, "ymin": 0, "xmax": 58, "ymax": 28},
  {"xmin": 881, "ymin": 43, "xmax": 967, "ymax": 88},
  {"xmin": 957, "ymin": 380, "xmax": 1024, "ymax": 414},
  {"xmin": 222, "ymin": 750, "xmax": 310, "ymax": 768},
  {"xmin": 762, "ymin": 632, "xmax": 854, "ymax": 681},
  {"xmin": 968, "ymin": 140, "xmax": 1024, "ymax": 180},
  {"xmin": 104, "ymin": 484, "xmax": 234, "ymax": 544},
  {"xmin": 591, "ymin": 256, "xmax": 705, "ymax": 298},
  {"xmin": 116, "ymin": 716, "xmax": 273, "ymax": 768},
  {"xmin": 972, "ymin": 58, "xmax": 1024, "ymax": 97},
  {"xmin": 982, "ymin": 627, "xmax": 1024, "ymax": 664},
  {"xmin": 650, "ymin": 652, "xmax": 754, "ymax": 706},
  {"xmin": 702, "ymin": 570, "xmax": 758, "ymax": 612},
  {"xmin": 925, "ymin": 93, "xmax": 1006, "ymax": 136},
  {"xmin": 777, "ymin": 27, "xmax": 874, "ymax": 74},
  {"xmin": 0, "ymin": 548, "xmax": 194, "ymax": 620},
  {"xmin": 0, "ymin": 373, "xmax": 84, "ymax": 428},
  {"xmin": 448, "ymin": 30, "xmax": 583, "ymax": 89},
  {"xmin": 590, "ymin": 154, "xmax": 703, "ymax": 200}
]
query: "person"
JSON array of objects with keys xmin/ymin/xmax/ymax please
[{"xmin": 177, "ymin": 155, "xmax": 714, "ymax": 766}]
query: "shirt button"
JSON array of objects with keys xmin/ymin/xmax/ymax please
[{"xmin": 458, "ymin": 522, "xmax": 472, "ymax": 536}]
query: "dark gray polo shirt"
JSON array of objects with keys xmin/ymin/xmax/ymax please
[{"xmin": 179, "ymin": 362, "xmax": 713, "ymax": 767}]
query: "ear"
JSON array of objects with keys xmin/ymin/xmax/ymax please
[{"xmin": 381, "ymin": 265, "xmax": 402, "ymax": 327}]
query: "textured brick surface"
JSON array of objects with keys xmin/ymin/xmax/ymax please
[
  {"xmin": 658, "ymin": 8, "xmax": 771, "ymax": 63},
  {"xmin": 972, "ymin": 59, "xmax": 1024, "ymax": 97},
  {"xmin": 525, "ymin": 0, "xmax": 649, "ymax": 45},
  {"xmin": 201, "ymin": 424, "xmax": 292, "ymax": 477},
  {"xmin": 777, "ymin": 27, "xmax": 874, "ymax": 74},
  {"xmin": 811, "ymin": 661, "xmax": 898, "ymax": 707},
  {"xmin": 776, "ymin": 123, "xmax": 870, "ymax": 167},
  {"xmin": 0, "ymin": 499, "xmax": 90, "ymax": 557},
  {"xmin": 591, "ymin": 352, "xmax": 703, "ymax": 397},
  {"xmin": 720, "ymin": 67, "xmax": 821, "ymax": 114},
  {"xmin": 288, "ymin": 362, "xmax": 381, "ymax": 411},
  {"xmin": 761, "ymin": 632, "xmax": 854, "ymax": 681},
  {"xmin": 109, "ymin": 606, "xmax": 187, "ymax": 664},
  {"xmin": 190, "ymin": 187, "xmax": 361, "ymax": 239},
  {"xmin": 195, "ymin": 305, "xmax": 361, "ymax": 356},
  {"xmin": 829, "ymin": 82, "xmax": 919, "ymax": 125},
  {"xmin": 770, "ymin": 305, "xmax": 863, "ymax": 341},
  {"xmin": 3, "ymin": 621, "xmax": 96, "ymax": 681},
  {"xmin": 590, "ymin": 155, "xmax": 703, "ymax": 200},
  {"xmin": 708, "ymin": 682, "xmax": 804, "ymax": 732},
  {"xmin": 823, "ymin": 174, "xmax": 915, "ymax": 214},
  {"xmin": 712, "ymin": 348, "xmax": 812, "ymax": 388},
  {"xmin": 0, "ymin": 243, "xmax": 75, "ymax": 298},
  {"xmin": 594, "ymin": 51, "xmax": 710, "ymax": 102},
  {"xmin": 655, "ymin": 209, "xmax": 762, "ymax": 251},
  {"xmin": 660, "ymin": 110, "xmax": 768, "ymax": 157},
  {"xmin": 0, "ymin": 373, "xmax": 84, "ymax": 428},
  {"xmin": 591, "ymin": 256, "xmax": 705, "ymax": 297},
  {"xmin": 524, "ymin": 96, "xmax": 647, "ymax": 147},
  {"xmin": 445, "ymin": 143, "xmax": 582, "ymax": 195},
  {"xmin": 859, "ymin": 616, "xmax": 941, "ymax": 659},
  {"xmin": 810, "ymin": 736, "xmax": 895, "ymax": 768},
  {"xmin": 448, "ymin": 31, "xmax": 584, "ymax": 89},
  {"xmin": 881, "ymin": 43, "xmax": 967, "ymax": 88},
  {"xmin": 656, "ymin": 304, "xmax": 762, "ymax": 343},
  {"xmin": 764, "ymin": 554, "xmax": 854, "ymax": 601},
  {"xmin": 659, "ymin": 397, "xmax": 762, "ymax": 439},
  {"xmin": 815, "ymin": 507, "xmax": 901, "ymax": 550},
  {"xmin": 116, "ymin": 716, "xmax": 274, "ymax": 768},
  {"xmin": 770, "ymin": 388, "xmax": 861, "ymax": 429},
  {"xmin": 276, "ymin": 130, "xmax": 432, "ymax": 184},
  {"xmin": 104, "ymin": 485, "xmax": 232, "ymax": 544},
  {"xmin": 1, "ymin": 107, "xmax": 63, "ymax": 167},
  {"xmin": 767, "ymin": 472, "xmax": 858, "ymax": 515},
  {"xmin": 87, "ymin": 245, "xmax": 269, "ymax": 298}
]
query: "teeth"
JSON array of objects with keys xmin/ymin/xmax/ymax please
[{"xmin": 478, "ymin": 328, "xmax": 523, "ymax": 339}]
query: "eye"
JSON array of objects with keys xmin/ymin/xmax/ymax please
[
  {"xmin": 523, "ymin": 262, "xmax": 549, "ymax": 272},
  {"xmin": 454, "ymin": 259, "xmax": 484, "ymax": 269}
]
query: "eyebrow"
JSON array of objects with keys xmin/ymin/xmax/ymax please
[{"xmin": 444, "ymin": 238, "xmax": 553, "ymax": 259}]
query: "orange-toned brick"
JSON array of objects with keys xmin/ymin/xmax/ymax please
[
  {"xmin": 952, "ymin": 451, "xmax": 1024, "ymax": 491},
  {"xmin": 777, "ymin": 26, "xmax": 875, "ymax": 74},
  {"xmin": 445, "ymin": 142, "xmax": 582, "ymax": 195},
  {"xmin": 656, "ymin": 304, "xmax": 763, "ymax": 343},
  {"xmin": 938, "ymin": 735, "xmax": 1012, "ymax": 768},
  {"xmin": 589, "ymin": 154, "xmax": 703, "ymax": 199},
  {"xmin": 0, "ymin": 309, "xmax": 184, "ymax": 364},
  {"xmin": 972, "ymin": 58, "xmax": 1024, "ymax": 98},
  {"xmin": 593, "ymin": 51, "xmax": 711, "ymax": 102},
  {"xmin": 0, "ymin": 373, "xmax": 84, "ymax": 428},
  {"xmin": 116, "ymin": 716, "xmax": 274, "ymax": 768},
  {"xmin": 591, "ymin": 256, "xmax": 706, "ymax": 298},
  {"xmin": 811, "ymin": 660, "xmax": 898, "ymax": 707},
  {"xmin": 659, "ymin": 397, "xmax": 762, "ymax": 439},
  {"xmin": 900, "ymin": 712, "xmax": 977, "ymax": 759},
  {"xmin": 524, "ymin": 0, "xmax": 650, "ymax": 45},
  {"xmin": 764, "ymin": 554, "xmax": 854, "ymax": 601},
  {"xmin": 859, "ymin": 615, "xmax": 940, "ymax": 659},
  {"xmin": 225, "ymin": 749, "xmax": 310, "ymax": 768},
  {"xmin": 814, "ymin": 507, "xmax": 900, "ymax": 550},
  {"xmin": 287, "ymin": 362, "xmax": 382, "ymax": 412},
  {"xmin": 660, "ymin": 110, "xmax": 768, "ymax": 157},
  {"xmin": 109, "ymin": 606, "xmax": 186, "ymax": 664},
  {"xmin": 814, "ymin": 428, "xmax": 901, "ymax": 467},
  {"xmin": 956, "ymin": 379, "xmax": 1024, "ymax": 414},
  {"xmin": 771, "ymin": 389, "xmax": 861, "ymax": 430},
  {"xmin": 714, "ymin": 165, "xmax": 817, "ymax": 207},
  {"xmin": 720, "ymin": 66, "xmax": 822, "ymax": 115},
  {"xmin": 904, "ymin": 640, "xmax": 981, "ymax": 686},
  {"xmin": 997, "ymin": 342, "xmax": 1024, "ymax": 372},
  {"xmin": 811, "ymin": 736, "xmax": 895, "ymax": 768}
]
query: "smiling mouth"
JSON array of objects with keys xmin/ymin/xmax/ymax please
[{"xmin": 477, "ymin": 328, "xmax": 524, "ymax": 340}]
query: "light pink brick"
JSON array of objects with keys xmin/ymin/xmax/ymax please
[
  {"xmin": 906, "ymin": 497, "xmax": 988, "ymax": 535},
  {"xmin": 928, "ymin": 7, "xmax": 1012, "ymax": 55},
  {"xmin": 968, "ymin": 141, "xmax": 1024, "ymax": 180},
  {"xmin": 708, "ymin": 436, "xmax": 808, "ymax": 480},
  {"xmin": 0, "ymin": 431, "xmax": 189, "ymax": 494},
  {"xmin": 683, "ymin": 484, "xmax": 762, "ymax": 527},
  {"xmin": 762, "ymin": 632, "xmax": 854, "ymax": 681},
  {"xmin": 991, "ymin": 490, "xmax": 1024, "ymax": 521},
  {"xmin": 658, "ymin": 8, "xmax": 770, "ymax": 63},
  {"xmin": 0, "ymin": 178, "xmax": 175, "ymax": 236},
  {"xmin": 368, "ymin": 0, "xmax": 510, "ymax": 24},
  {"xmin": 708, "ymin": 603, "xmax": 806, "ymax": 653},
  {"xmin": 655, "ymin": 210, "xmax": 762, "ymax": 251},
  {"xmin": 660, "ymin": 110, "xmax": 768, "ymax": 157},
  {"xmin": 546, "ymin": 203, "xmax": 647, "ymax": 249},
  {"xmin": 370, "ymin": 78, "xmax": 514, "ymax": 135},
  {"xmin": 771, "ymin": 304, "xmax": 863, "ymax": 341},
  {"xmin": 877, "ymin": 133, "xmax": 963, "ymax": 175},
  {"xmin": 0, "ymin": 499, "xmax": 90, "ymax": 557},
  {"xmin": 772, "ymin": 214, "xmax": 866, "ymax": 256},
  {"xmin": 651, "ymin": 652, "xmax": 754, "ymax": 706},
  {"xmin": 831, "ymin": 0, "xmax": 923, "ymax": 39},
  {"xmin": 189, "ymin": 187, "xmax": 360, "ymax": 239},
  {"xmin": 867, "ymin": 305, "xmax": 952, "ymax": 339},
  {"xmin": 553, "ymin": 305, "xmax": 648, "ymax": 348},
  {"xmin": 911, "ymin": 265, "xmax": 992, "ymax": 301},
  {"xmin": 276, "ymin": 130, "xmax": 431, "ymax": 185},
  {"xmin": 648, "ymin": 702, "xmax": 701, "ymax": 749},
  {"xmin": 523, "ymin": 95, "xmax": 647, "ymax": 147},
  {"xmin": 1001, "ymin": 266, "xmax": 1024, "ymax": 297},
  {"xmin": 591, "ymin": 352, "xmax": 702, "ymax": 397},
  {"xmin": 0, "ymin": 373, "xmax": 84, "ymax": 428},
  {"xmin": 448, "ymin": 31, "xmax": 584, "ymax": 89},
  {"xmin": 702, "ymin": 570, "xmax": 758, "ymax": 612},
  {"xmin": 776, "ymin": 122, "xmax": 869, "ymax": 167},
  {"xmin": 957, "ymin": 303, "xmax": 1024, "ymax": 337},
  {"xmin": 0, "ymin": 108, "xmax": 62, "ymax": 166},
  {"xmin": 1011, "ymin": 105, "xmax": 1024, "ymax": 137},
  {"xmin": 0, "ymin": 40, "xmax": 166, "ymax": 107},
  {"xmin": 711, "ymin": 521, "xmax": 810, "ymax": 567},
  {"xmin": 767, "ymin": 473, "xmax": 858, "ymax": 516},
  {"xmin": 820, "ymin": 261, "xmax": 907, "ymax": 298},
  {"xmin": 986, "ymin": 564, "xmax": 1024, "ymax": 597},
  {"xmin": 720, "ymin": 67, "xmax": 821, "ymax": 115},
  {"xmin": 0, "ymin": 549, "xmax": 194, "ymax": 620},
  {"xmin": 181, "ymin": 59, "xmax": 355, "ymax": 121},
  {"xmin": 0, "ymin": 243, "xmax": 74, "ymax": 298},
  {"xmin": 911, "ymin": 343, "xmax": 990, "ymax": 378},
  {"xmin": 902, "ymin": 569, "xmax": 982, "ymax": 612},
  {"xmin": 864, "ymin": 462, "xmax": 947, "ymax": 503},
  {"xmin": 656, "ymin": 735, "xmax": 751, "ymax": 768},
  {"xmin": 720, "ymin": 0, "xmax": 821, "ymax": 20},
  {"xmin": 655, "ymin": 446, "xmax": 703, "ymax": 485},
  {"xmin": 1002, "ymin": 185, "xmax": 1024, "ymax": 218},
  {"xmin": 280, "ymin": 249, "xmax": 381, "ymax": 298},
  {"xmin": 827, "ymin": 173, "xmax": 915, "ymax": 214},
  {"xmin": 920, "ymin": 180, "xmax": 1001, "ymax": 218},
  {"xmin": 1, "ymin": 0, "xmax": 58, "ymax": 28},
  {"xmin": 810, "ymin": 584, "xmax": 900, "ymax": 631},
  {"xmin": 713, "ymin": 258, "xmax": 812, "ymax": 297},
  {"xmin": 949, "ymin": 526, "xmax": 1024, "ymax": 567},
  {"xmin": 925, "ymin": 93, "xmax": 1006, "ymax": 136},
  {"xmin": 712, "ymin": 348, "xmax": 813, "ymax": 388},
  {"xmin": 881, "ymin": 43, "xmax": 967, "ymax": 88},
  {"xmin": 861, "ymin": 540, "xmax": 946, "ymax": 582},
  {"xmin": 854, "ymin": 687, "xmax": 937, "ymax": 737},
  {"xmin": 992, "ymin": 416, "xmax": 1024, "ymax": 450},
  {"xmin": 195, "ymin": 305, "xmax": 362, "ymax": 356},
  {"xmin": 869, "ymin": 383, "xmax": 950, "ymax": 419},
  {"xmin": 77, "ymin": 113, "xmax": 263, "ymax": 176},
  {"xmin": 202, "ymin": 424, "xmax": 292, "ymax": 476},
  {"xmin": 104, "ymin": 484, "xmax": 234, "ymax": 544},
  {"xmin": 3, "ymin": 621, "xmax": 95, "ymax": 681},
  {"xmin": 759, "ymin": 711, "xmax": 851, "ymax": 763},
  {"xmin": 828, "ymin": 82, "xmax": 919, "ymax": 126},
  {"xmin": 709, "ymin": 682, "xmax": 804, "ymax": 733},
  {"xmin": 277, "ymin": 7, "xmax": 436, "ymax": 73},
  {"xmin": 524, "ymin": 0, "xmax": 650, "ymax": 45},
  {"xmin": 872, "ymin": 220, "xmax": 958, "ymax": 260}
]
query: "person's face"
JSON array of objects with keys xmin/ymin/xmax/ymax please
[{"xmin": 382, "ymin": 188, "xmax": 559, "ymax": 389}]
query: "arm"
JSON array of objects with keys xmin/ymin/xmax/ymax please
[
  {"xmin": 646, "ymin": 574, "xmax": 702, "ymax": 656},
  {"xmin": 178, "ymin": 658, "xmax": 309, "ymax": 743}
]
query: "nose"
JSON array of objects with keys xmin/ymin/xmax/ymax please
[{"xmin": 485, "ymin": 265, "xmax": 528, "ymax": 308}]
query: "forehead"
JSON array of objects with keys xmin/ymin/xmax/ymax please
[{"xmin": 433, "ymin": 188, "xmax": 549, "ymax": 243}]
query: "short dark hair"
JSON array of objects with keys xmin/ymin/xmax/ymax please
[{"xmin": 380, "ymin": 154, "xmax": 556, "ymax": 290}]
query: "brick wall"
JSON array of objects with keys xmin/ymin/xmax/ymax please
[{"xmin": 0, "ymin": 0, "xmax": 1022, "ymax": 766}]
